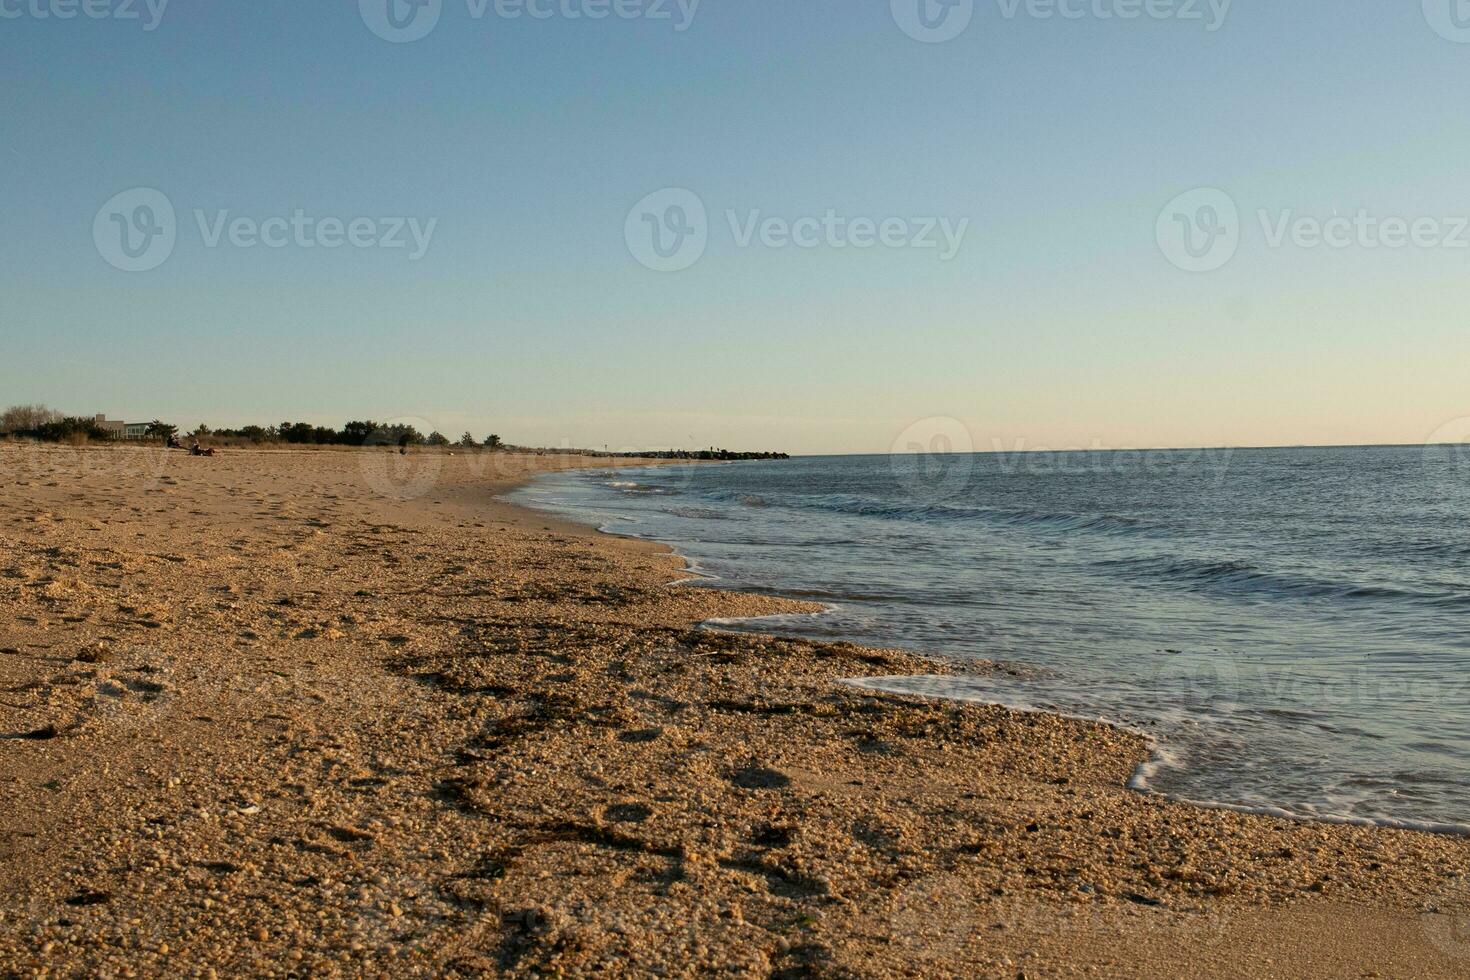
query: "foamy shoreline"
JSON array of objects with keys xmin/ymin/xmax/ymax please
[{"xmin": 515, "ymin": 461, "xmax": 1470, "ymax": 838}]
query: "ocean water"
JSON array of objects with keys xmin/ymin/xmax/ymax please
[{"xmin": 510, "ymin": 446, "xmax": 1470, "ymax": 832}]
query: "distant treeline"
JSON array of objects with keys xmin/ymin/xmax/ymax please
[
  {"xmin": 3, "ymin": 415, "xmax": 115, "ymax": 442},
  {"xmin": 0, "ymin": 406, "xmax": 503, "ymax": 449},
  {"xmin": 2, "ymin": 405, "xmax": 788, "ymax": 459},
  {"xmin": 214, "ymin": 422, "xmax": 503, "ymax": 448},
  {"xmin": 186, "ymin": 422, "xmax": 512, "ymax": 450}
]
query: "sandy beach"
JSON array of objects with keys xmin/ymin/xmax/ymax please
[{"xmin": 2, "ymin": 443, "xmax": 1468, "ymax": 978}]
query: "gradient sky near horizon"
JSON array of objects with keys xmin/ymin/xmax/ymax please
[{"xmin": 4, "ymin": 1, "xmax": 1470, "ymax": 455}]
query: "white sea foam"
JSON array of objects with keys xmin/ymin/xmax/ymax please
[
  {"xmin": 700, "ymin": 604, "xmax": 840, "ymax": 630},
  {"xmin": 842, "ymin": 675, "xmax": 1470, "ymax": 836}
]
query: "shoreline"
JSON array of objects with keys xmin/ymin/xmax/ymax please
[
  {"xmin": 3, "ymin": 444, "xmax": 1469, "ymax": 976},
  {"xmin": 518, "ymin": 464, "xmax": 1470, "ymax": 841}
]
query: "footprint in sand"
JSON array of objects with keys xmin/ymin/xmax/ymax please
[{"xmin": 728, "ymin": 766, "xmax": 791, "ymax": 790}]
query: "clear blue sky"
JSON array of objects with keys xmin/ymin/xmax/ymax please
[{"xmin": 4, "ymin": 1, "xmax": 1469, "ymax": 454}]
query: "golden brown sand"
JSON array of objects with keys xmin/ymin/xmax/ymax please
[{"xmin": 2, "ymin": 442, "xmax": 1468, "ymax": 978}]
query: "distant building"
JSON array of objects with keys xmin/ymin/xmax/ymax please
[{"xmin": 95, "ymin": 415, "xmax": 151, "ymax": 440}]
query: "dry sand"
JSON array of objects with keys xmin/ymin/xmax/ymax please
[{"xmin": 1, "ymin": 442, "xmax": 1468, "ymax": 978}]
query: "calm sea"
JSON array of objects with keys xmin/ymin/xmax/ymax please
[{"xmin": 510, "ymin": 446, "xmax": 1470, "ymax": 832}]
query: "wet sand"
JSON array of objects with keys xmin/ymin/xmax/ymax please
[{"xmin": 2, "ymin": 443, "xmax": 1468, "ymax": 977}]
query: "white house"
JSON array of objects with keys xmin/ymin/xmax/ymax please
[{"xmin": 95, "ymin": 415, "xmax": 152, "ymax": 440}]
